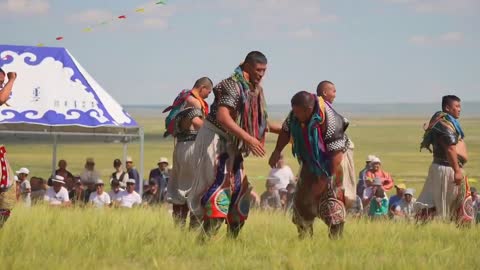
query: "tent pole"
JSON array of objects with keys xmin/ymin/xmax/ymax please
[
  {"xmin": 139, "ymin": 128, "xmax": 145, "ymax": 196},
  {"xmin": 51, "ymin": 134, "xmax": 58, "ymax": 177},
  {"xmin": 122, "ymin": 141, "xmax": 128, "ymax": 165}
]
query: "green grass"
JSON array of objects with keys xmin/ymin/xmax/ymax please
[{"xmin": 1, "ymin": 116, "xmax": 480, "ymax": 269}]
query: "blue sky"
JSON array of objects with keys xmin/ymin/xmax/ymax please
[{"xmin": 1, "ymin": 0, "xmax": 479, "ymax": 105}]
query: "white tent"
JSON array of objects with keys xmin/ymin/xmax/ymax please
[{"xmin": 0, "ymin": 44, "xmax": 144, "ymax": 193}]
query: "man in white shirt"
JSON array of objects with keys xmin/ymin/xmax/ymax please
[
  {"xmin": 394, "ymin": 189, "xmax": 416, "ymax": 220},
  {"xmin": 44, "ymin": 175, "xmax": 71, "ymax": 206},
  {"xmin": 267, "ymin": 153, "xmax": 295, "ymax": 190},
  {"xmin": 108, "ymin": 179, "xmax": 124, "ymax": 203},
  {"xmin": 89, "ymin": 179, "xmax": 111, "ymax": 208},
  {"xmin": 16, "ymin": 167, "xmax": 31, "ymax": 207},
  {"xmin": 118, "ymin": 179, "xmax": 141, "ymax": 208}
]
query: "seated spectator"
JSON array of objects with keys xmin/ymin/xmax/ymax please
[
  {"xmin": 357, "ymin": 155, "xmax": 376, "ymax": 197},
  {"xmin": 83, "ymin": 181, "xmax": 96, "ymax": 204},
  {"xmin": 260, "ymin": 178, "xmax": 282, "ymax": 211},
  {"xmin": 80, "ymin": 158, "xmax": 100, "ymax": 185},
  {"xmin": 394, "ymin": 188, "xmax": 416, "ymax": 221},
  {"xmin": 108, "ymin": 179, "xmax": 124, "ymax": 203},
  {"xmin": 117, "ymin": 179, "xmax": 142, "ymax": 208},
  {"xmin": 126, "ymin": 157, "xmax": 141, "ymax": 193},
  {"xmin": 249, "ymin": 189, "xmax": 261, "ymax": 209},
  {"xmin": 30, "ymin": 177, "xmax": 47, "ymax": 203},
  {"xmin": 267, "ymin": 153, "xmax": 295, "ymax": 190},
  {"xmin": 389, "ymin": 183, "xmax": 406, "ymax": 216},
  {"xmin": 55, "ymin": 160, "xmax": 74, "ymax": 182},
  {"xmin": 365, "ymin": 157, "xmax": 394, "ymax": 191},
  {"xmin": 89, "ymin": 179, "xmax": 111, "ymax": 208},
  {"xmin": 43, "ymin": 175, "xmax": 71, "ymax": 206},
  {"xmin": 148, "ymin": 157, "xmax": 170, "ymax": 196},
  {"xmin": 142, "ymin": 180, "xmax": 162, "ymax": 206},
  {"xmin": 368, "ymin": 184, "xmax": 388, "ymax": 219},
  {"xmin": 16, "ymin": 167, "xmax": 31, "ymax": 207},
  {"xmin": 347, "ymin": 195, "xmax": 364, "ymax": 218},
  {"xmin": 284, "ymin": 182, "xmax": 296, "ymax": 212},
  {"xmin": 471, "ymin": 187, "xmax": 479, "ymax": 224},
  {"xmin": 64, "ymin": 175, "xmax": 75, "ymax": 194},
  {"xmin": 279, "ymin": 188, "xmax": 288, "ymax": 209},
  {"xmin": 362, "ymin": 178, "xmax": 388, "ymax": 210},
  {"xmin": 69, "ymin": 178, "xmax": 85, "ymax": 205},
  {"xmin": 111, "ymin": 159, "xmax": 128, "ymax": 188}
]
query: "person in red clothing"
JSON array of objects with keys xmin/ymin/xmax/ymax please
[{"xmin": 365, "ymin": 157, "xmax": 394, "ymax": 191}]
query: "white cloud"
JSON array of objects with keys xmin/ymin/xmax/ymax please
[
  {"xmin": 67, "ymin": 9, "xmax": 114, "ymax": 24},
  {"xmin": 0, "ymin": 0, "xmax": 49, "ymax": 15},
  {"xmin": 383, "ymin": 0, "xmax": 479, "ymax": 14},
  {"xmin": 290, "ymin": 28, "xmax": 315, "ymax": 39},
  {"xmin": 408, "ymin": 32, "xmax": 465, "ymax": 46}
]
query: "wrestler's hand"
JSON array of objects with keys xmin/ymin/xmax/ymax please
[
  {"xmin": 269, "ymin": 150, "xmax": 281, "ymax": 168},
  {"xmin": 7, "ymin": 72, "xmax": 17, "ymax": 81},
  {"xmin": 246, "ymin": 136, "xmax": 265, "ymax": 157},
  {"xmin": 454, "ymin": 170, "xmax": 463, "ymax": 185}
]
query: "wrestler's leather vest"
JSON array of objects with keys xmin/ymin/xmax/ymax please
[{"xmin": 432, "ymin": 123, "xmax": 461, "ymax": 166}]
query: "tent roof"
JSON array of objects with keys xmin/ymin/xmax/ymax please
[{"xmin": 0, "ymin": 45, "xmax": 139, "ymax": 135}]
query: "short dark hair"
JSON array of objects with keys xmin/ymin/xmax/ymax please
[
  {"xmin": 193, "ymin": 77, "xmax": 213, "ymax": 89},
  {"xmin": 291, "ymin": 91, "xmax": 315, "ymax": 109},
  {"xmin": 442, "ymin": 95, "xmax": 461, "ymax": 111},
  {"xmin": 113, "ymin": 159, "xmax": 122, "ymax": 167},
  {"xmin": 0, "ymin": 68, "xmax": 5, "ymax": 76},
  {"xmin": 244, "ymin": 51, "xmax": 267, "ymax": 66},
  {"xmin": 316, "ymin": 80, "xmax": 334, "ymax": 97}
]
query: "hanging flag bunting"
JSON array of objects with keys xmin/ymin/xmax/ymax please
[{"xmin": 32, "ymin": 1, "xmax": 167, "ymax": 46}]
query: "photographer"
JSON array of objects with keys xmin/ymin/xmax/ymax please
[{"xmin": 0, "ymin": 68, "xmax": 17, "ymax": 105}]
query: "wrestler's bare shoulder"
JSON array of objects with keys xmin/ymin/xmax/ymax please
[{"xmin": 185, "ymin": 96, "xmax": 201, "ymax": 109}]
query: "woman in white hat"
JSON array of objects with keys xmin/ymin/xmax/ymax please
[
  {"xmin": 365, "ymin": 157, "xmax": 394, "ymax": 191},
  {"xmin": 43, "ymin": 176, "xmax": 71, "ymax": 206},
  {"xmin": 16, "ymin": 167, "xmax": 31, "ymax": 207}
]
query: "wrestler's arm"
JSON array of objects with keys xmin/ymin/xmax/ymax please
[
  {"xmin": 269, "ymin": 130, "xmax": 290, "ymax": 168},
  {"xmin": 0, "ymin": 73, "xmax": 16, "ymax": 105},
  {"xmin": 329, "ymin": 150, "xmax": 343, "ymax": 177},
  {"xmin": 444, "ymin": 142, "xmax": 463, "ymax": 184},
  {"xmin": 267, "ymin": 122, "xmax": 281, "ymax": 134},
  {"xmin": 217, "ymin": 106, "xmax": 265, "ymax": 156},
  {"xmin": 185, "ymin": 97, "xmax": 204, "ymax": 130}
]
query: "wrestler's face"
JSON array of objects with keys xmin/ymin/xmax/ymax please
[
  {"xmin": 446, "ymin": 100, "xmax": 461, "ymax": 119},
  {"xmin": 292, "ymin": 105, "xmax": 314, "ymax": 123},
  {"xmin": 245, "ymin": 62, "xmax": 267, "ymax": 86},
  {"xmin": 321, "ymin": 83, "xmax": 337, "ymax": 103},
  {"xmin": 200, "ymin": 86, "xmax": 212, "ymax": 99}
]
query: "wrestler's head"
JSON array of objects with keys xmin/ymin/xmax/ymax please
[
  {"xmin": 192, "ymin": 77, "xmax": 213, "ymax": 99},
  {"xmin": 242, "ymin": 51, "xmax": 267, "ymax": 86},
  {"xmin": 316, "ymin": 80, "xmax": 336, "ymax": 103},
  {"xmin": 442, "ymin": 95, "xmax": 461, "ymax": 119},
  {"xmin": 291, "ymin": 91, "xmax": 315, "ymax": 123}
]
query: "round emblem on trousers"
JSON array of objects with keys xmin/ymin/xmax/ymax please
[
  {"xmin": 461, "ymin": 196, "xmax": 474, "ymax": 222},
  {"xmin": 318, "ymin": 198, "xmax": 346, "ymax": 225}
]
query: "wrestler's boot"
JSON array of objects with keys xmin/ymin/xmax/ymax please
[
  {"xmin": 227, "ymin": 222, "xmax": 244, "ymax": 238},
  {"xmin": 189, "ymin": 212, "xmax": 202, "ymax": 231},
  {"xmin": 328, "ymin": 222, "xmax": 344, "ymax": 240},
  {"xmin": 199, "ymin": 218, "xmax": 223, "ymax": 242},
  {"xmin": 172, "ymin": 204, "xmax": 189, "ymax": 228}
]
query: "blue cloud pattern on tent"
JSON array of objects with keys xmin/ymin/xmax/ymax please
[{"xmin": 0, "ymin": 45, "xmax": 137, "ymax": 128}]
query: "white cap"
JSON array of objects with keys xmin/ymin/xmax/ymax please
[
  {"xmin": 52, "ymin": 175, "xmax": 65, "ymax": 184},
  {"xmin": 95, "ymin": 179, "xmax": 104, "ymax": 185},
  {"xmin": 126, "ymin": 156, "xmax": 133, "ymax": 162},
  {"xmin": 405, "ymin": 188, "xmax": 415, "ymax": 196},
  {"xmin": 371, "ymin": 157, "xmax": 381, "ymax": 164},
  {"xmin": 126, "ymin": 178, "xmax": 136, "ymax": 184},
  {"xmin": 158, "ymin": 157, "xmax": 169, "ymax": 165},
  {"xmin": 16, "ymin": 167, "xmax": 30, "ymax": 175},
  {"xmin": 366, "ymin": 155, "xmax": 376, "ymax": 162}
]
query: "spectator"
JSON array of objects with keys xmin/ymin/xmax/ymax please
[
  {"xmin": 117, "ymin": 179, "xmax": 142, "ymax": 208},
  {"xmin": 108, "ymin": 179, "xmax": 124, "ymax": 203},
  {"xmin": 142, "ymin": 180, "xmax": 162, "ymax": 206},
  {"xmin": 16, "ymin": 168, "xmax": 31, "ymax": 207},
  {"xmin": 111, "ymin": 159, "xmax": 128, "ymax": 188},
  {"xmin": 260, "ymin": 178, "xmax": 282, "ymax": 211},
  {"xmin": 249, "ymin": 190, "xmax": 261, "ymax": 209},
  {"xmin": 347, "ymin": 195, "xmax": 364, "ymax": 218},
  {"xmin": 267, "ymin": 153, "xmax": 295, "ymax": 190},
  {"xmin": 389, "ymin": 183, "xmax": 406, "ymax": 215},
  {"xmin": 471, "ymin": 187, "xmax": 479, "ymax": 224},
  {"xmin": 69, "ymin": 178, "xmax": 85, "ymax": 205},
  {"xmin": 279, "ymin": 188, "xmax": 288, "ymax": 209},
  {"xmin": 80, "ymin": 158, "xmax": 100, "ymax": 185},
  {"xmin": 368, "ymin": 185, "xmax": 388, "ymax": 219},
  {"xmin": 43, "ymin": 175, "xmax": 71, "ymax": 206},
  {"xmin": 55, "ymin": 160, "xmax": 74, "ymax": 182},
  {"xmin": 14, "ymin": 176, "xmax": 20, "ymax": 201},
  {"xmin": 285, "ymin": 182, "xmax": 296, "ymax": 212},
  {"xmin": 83, "ymin": 181, "xmax": 96, "ymax": 204},
  {"xmin": 357, "ymin": 155, "xmax": 376, "ymax": 197},
  {"xmin": 89, "ymin": 179, "xmax": 111, "ymax": 208},
  {"xmin": 363, "ymin": 178, "xmax": 388, "ymax": 212},
  {"xmin": 394, "ymin": 188, "xmax": 416, "ymax": 221},
  {"xmin": 30, "ymin": 177, "xmax": 47, "ymax": 203},
  {"xmin": 148, "ymin": 157, "xmax": 170, "ymax": 196},
  {"xmin": 126, "ymin": 157, "xmax": 141, "ymax": 193},
  {"xmin": 365, "ymin": 157, "xmax": 394, "ymax": 191}
]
